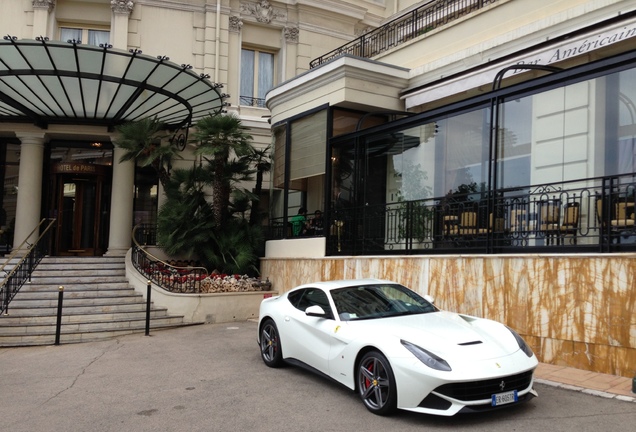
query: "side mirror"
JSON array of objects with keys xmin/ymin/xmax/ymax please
[
  {"xmin": 424, "ymin": 294, "xmax": 435, "ymax": 304},
  {"xmin": 305, "ymin": 305, "xmax": 326, "ymax": 317}
]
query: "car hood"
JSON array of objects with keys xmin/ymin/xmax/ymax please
[{"xmin": 348, "ymin": 311, "xmax": 520, "ymax": 361}]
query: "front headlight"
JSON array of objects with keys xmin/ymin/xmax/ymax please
[
  {"xmin": 507, "ymin": 327, "xmax": 534, "ymax": 357},
  {"xmin": 401, "ymin": 340, "xmax": 452, "ymax": 371}
]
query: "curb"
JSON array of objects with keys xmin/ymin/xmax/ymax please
[{"xmin": 535, "ymin": 378, "xmax": 636, "ymax": 403}]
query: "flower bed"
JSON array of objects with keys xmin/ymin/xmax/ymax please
[{"xmin": 200, "ymin": 274, "xmax": 273, "ymax": 293}]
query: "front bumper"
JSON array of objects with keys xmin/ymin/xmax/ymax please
[{"xmin": 391, "ymin": 351, "xmax": 538, "ymax": 416}]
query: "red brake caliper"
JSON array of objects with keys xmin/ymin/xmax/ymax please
[{"xmin": 365, "ymin": 362, "xmax": 373, "ymax": 388}]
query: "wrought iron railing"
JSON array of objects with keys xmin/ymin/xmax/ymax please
[
  {"xmin": 310, "ymin": 0, "xmax": 499, "ymax": 68},
  {"xmin": 267, "ymin": 174, "xmax": 636, "ymax": 256},
  {"xmin": 131, "ymin": 224, "xmax": 273, "ymax": 293},
  {"xmin": 239, "ymin": 96, "xmax": 266, "ymax": 108},
  {"xmin": 131, "ymin": 224, "xmax": 209, "ymax": 293},
  {"xmin": 1, "ymin": 218, "xmax": 56, "ymax": 314}
]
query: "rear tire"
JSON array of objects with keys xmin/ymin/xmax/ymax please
[
  {"xmin": 357, "ymin": 351, "xmax": 397, "ymax": 415},
  {"xmin": 259, "ymin": 319, "xmax": 283, "ymax": 368}
]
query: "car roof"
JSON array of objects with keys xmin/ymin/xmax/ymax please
[{"xmin": 289, "ymin": 278, "xmax": 399, "ymax": 293}]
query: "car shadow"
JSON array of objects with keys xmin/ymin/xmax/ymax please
[{"xmin": 255, "ymin": 355, "xmax": 539, "ymax": 425}]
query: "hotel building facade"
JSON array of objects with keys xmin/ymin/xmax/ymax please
[{"xmin": 1, "ymin": 1, "xmax": 634, "ymax": 377}]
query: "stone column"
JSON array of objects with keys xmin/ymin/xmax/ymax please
[
  {"xmin": 105, "ymin": 146, "xmax": 135, "ymax": 256},
  {"xmin": 110, "ymin": 0, "xmax": 134, "ymax": 49},
  {"xmin": 13, "ymin": 134, "xmax": 46, "ymax": 252},
  {"xmin": 283, "ymin": 26, "xmax": 299, "ymax": 81},
  {"xmin": 31, "ymin": 0, "xmax": 55, "ymax": 38},
  {"xmin": 227, "ymin": 15, "xmax": 243, "ymax": 109}
]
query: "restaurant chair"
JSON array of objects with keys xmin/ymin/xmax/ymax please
[
  {"xmin": 477, "ymin": 213, "xmax": 506, "ymax": 235},
  {"xmin": 610, "ymin": 201, "xmax": 635, "ymax": 229},
  {"xmin": 443, "ymin": 214, "xmax": 459, "ymax": 237},
  {"xmin": 509, "ymin": 208, "xmax": 527, "ymax": 233},
  {"xmin": 558, "ymin": 202, "xmax": 580, "ymax": 245},
  {"xmin": 458, "ymin": 211, "xmax": 478, "ymax": 236},
  {"xmin": 595, "ymin": 194, "xmax": 612, "ymax": 244},
  {"xmin": 539, "ymin": 200, "xmax": 561, "ymax": 245}
]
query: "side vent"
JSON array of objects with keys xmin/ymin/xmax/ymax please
[{"xmin": 458, "ymin": 341, "xmax": 483, "ymax": 346}]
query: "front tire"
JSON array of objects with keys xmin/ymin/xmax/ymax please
[
  {"xmin": 259, "ymin": 319, "xmax": 283, "ymax": 368},
  {"xmin": 357, "ymin": 351, "xmax": 397, "ymax": 415}
]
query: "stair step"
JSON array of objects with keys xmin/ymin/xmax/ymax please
[
  {"xmin": 14, "ymin": 284, "xmax": 136, "ymax": 301},
  {"xmin": 4, "ymin": 302, "xmax": 160, "ymax": 315},
  {"xmin": 0, "ymin": 315, "xmax": 186, "ymax": 335},
  {"xmin": 0, "ymin": 309, "xmax": 171, "ymax": 325},
  {"xmin": 8, "ymin": 294, "xmax": 144, "ymax": 307},
  {"xmin": 26, "ymin": 275, "xmax": 128, "ymax": 284},
  {"xmin": 20, "ymin": 280, "xmax": 133, "ymax": 293},
  {"xmin": 34, "ymin": 261, "xmax": 124, "ymax": 268},
  {"xmin": 29, "ymin": 257, "xmax": 124, "ymax": 264},
  {"xmin": 32, "ymin": 269, "xmax": 126, "ymax": 277},
  {"xmin": 0, "ymin": 322, "xmax": 201, "ymax": 347},
  {"xmin": 0, "ymin": 256, "xmax": 196, "ymax": 347}
]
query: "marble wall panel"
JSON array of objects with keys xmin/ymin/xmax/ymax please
[
  {"xmin": 607, "ymin": 258, "xmax": 636, "ymax": 348},
  {"xmin": 612, "ymin": 346, "xmax": 636, "ymax": 378},
  {"xmin": 259, "ymin": 253, "xmax": 636, "ymax": 377}
]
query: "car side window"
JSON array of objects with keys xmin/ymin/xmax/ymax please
[{"xmin": 288, "ymin": 288, "xmax": 334, "ymax": 320}]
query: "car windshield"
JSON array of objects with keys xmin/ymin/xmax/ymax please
[{"xmin": 331, "ymin": 283, "xmax": 437, "ymax": 321}]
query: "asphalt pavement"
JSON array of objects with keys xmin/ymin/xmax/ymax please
[{"xmin": 0, "ymin": 322, "xmax": 634, "ymax": 432}]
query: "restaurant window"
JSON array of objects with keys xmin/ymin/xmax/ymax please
[
  {"xmin": 60, "ymin": 27, "xmax": 110, "ymax": 46},
  {"xmin": 498, "ymin": 97, "xmax": 532, "ymax": 190},
  {"xmin": 357, "ymin": 109, "xmax": 490, "ymax": 209},
  {"xmin": 497, "ymin": 69, "xmax": 636, "ymax": 187},
  {"xmin": 616, "ymin": 68, "xmax": 636, "ymax": 177},
  {"xmin": 437, "ymin": 109, "xmax": 490, "ymax": 197},
  {"xmin": 240, "ymin": 48, "xmax": 275, "ymax": 108}
]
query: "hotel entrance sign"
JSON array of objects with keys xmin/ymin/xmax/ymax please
[{"xmin": 51, "ymin": 163, "xmax": 108, "ymax": 176}]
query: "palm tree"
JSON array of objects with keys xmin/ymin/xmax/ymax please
[
  {"xmin": 248, "ymin": 145, "xmax": 271, "ymax": 226},
  {"xmin": 157, "ymin": 165, "xmax": 216, "ymax": 259},
  {"xmin": 113, "ymin": 117, "xmax": 180, "ymax": 188},
  {"xmin": 191, "ymin": 114, "xmax": 254, "ymax": 228}
]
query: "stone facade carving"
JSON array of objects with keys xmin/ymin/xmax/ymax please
[
  {"xmin": 284, "ymin": 26, "xmax": 299, "ymax": 44},
  {"xmin": 240, "ymin": 0, "xmax": 285, "ymax": 24},
  {"xmin": 229, "ymin": 16, "xmax": 243, "ymax": 33},
  {"xmin": 111, "ymin": 0, "xmax": 134, "ymax": 14},
  {"xmin": 32, "ymin": 0, "xmax": 55, "ymax": 10}
]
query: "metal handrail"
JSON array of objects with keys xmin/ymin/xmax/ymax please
[
  {"xmin": 1, "ymin": 218, "xmax": 56, "ymax": 314},
  {"xmin": 131, "ymin": 224, "xmax": 209, "ymax": 293},
  {"xmin": 0, "ymin": 218, "xmax": 52, "ymax": 273}
]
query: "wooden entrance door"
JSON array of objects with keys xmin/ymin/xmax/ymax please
[{"xmin": 52, "ymin": 163, "xmax": 110, "ymax": 256}]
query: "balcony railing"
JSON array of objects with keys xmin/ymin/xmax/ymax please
[
  {"xmin": 310, "ymin": 0, "xmax": 499, "ymax": 68},
  {"xmin": 267, "ymin": 174, "xmax": 636, "ymax": 256},
  {"xmin": 239, "ymin": 96, "xmax": 266, "ymax": 108}
]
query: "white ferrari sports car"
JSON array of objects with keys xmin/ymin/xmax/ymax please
[{"xmin": 257, "ymin": 279, "xmax": 538, "ymax": 416}]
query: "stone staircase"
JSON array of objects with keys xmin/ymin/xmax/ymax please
[{"xmin": 0, "ymin": 256, "xmax": 196, "ymax": 347}]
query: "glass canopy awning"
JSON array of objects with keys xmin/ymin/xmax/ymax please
[{"xmin": 0, "ymin": 37, "xmax": 227, "ymax": 130}]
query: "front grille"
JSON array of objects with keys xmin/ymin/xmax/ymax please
[{"xmin": 434, "ymin": 369, "xmax": 534, "ymax": 402}]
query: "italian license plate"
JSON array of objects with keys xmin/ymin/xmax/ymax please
[{"xmin": 491, "ymin": 390, "xmax": 518, "ymax": 406}]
